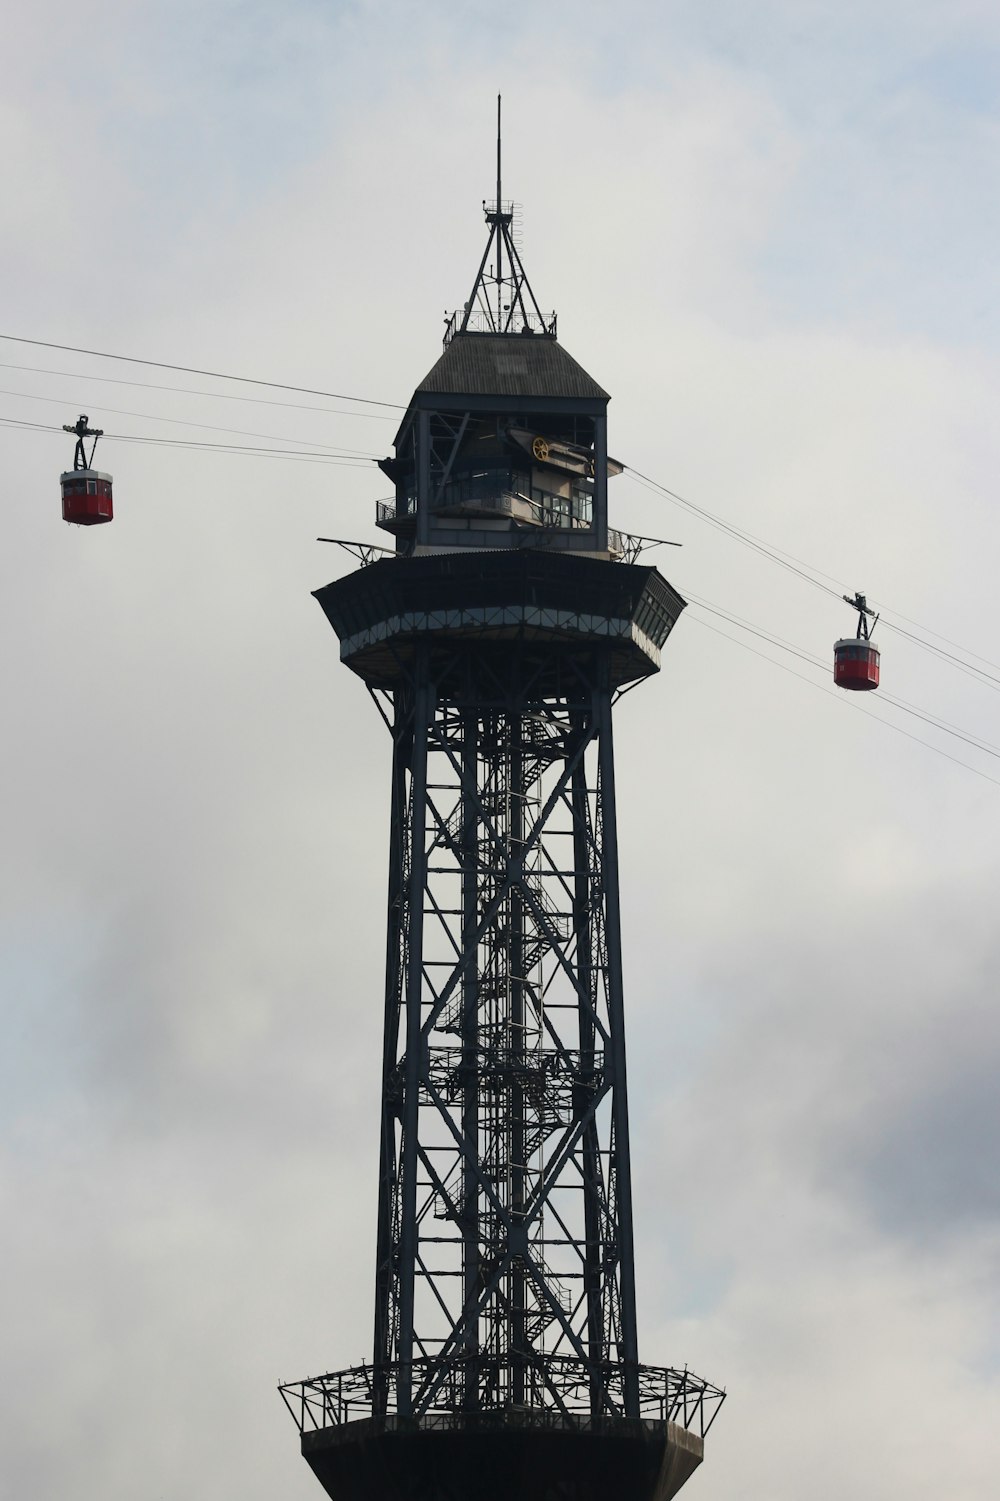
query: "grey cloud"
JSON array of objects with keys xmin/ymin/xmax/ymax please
[{"xmin": 3, "ymin": 4, "xmax": 1000, "ymax": 1499}]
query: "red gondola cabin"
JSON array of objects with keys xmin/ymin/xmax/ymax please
[
  {"xmin": 833, "ymin": 637, "xmax": 879, "ymax": 690},
  {"xmin": 61, "ymin": 468, "xmax": 113, "ymax": 526}
]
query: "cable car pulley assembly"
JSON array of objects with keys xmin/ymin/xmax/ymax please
[{"xmin": 60, "ymin": 414, "xmax": 113, "ymax": 526}]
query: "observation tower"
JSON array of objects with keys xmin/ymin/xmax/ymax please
[{"xmin": 280, "ymin": 120, "xmax": 725, "ymax": 1501}]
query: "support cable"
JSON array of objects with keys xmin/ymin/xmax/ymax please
[
  {"xmin": 626, "ymin": 464, "xmax": 1000, "ymax": 690},
  {"xmin": 687, "ymin": 595, "xmax": 1000, "ymax": 761},
  {"xmin": 687, "ymin": 611, "xmax": 1000, "ymax": 787},
  {"xmin": 625, "ymin": 466, "xmax": 846, "ymax": 600},
  {"xmin": 0, "ymin": 385, "xmax": 381, "ymax": 456},
  {"xmin": 0, "ymin": 415, "xmax": 373, "ymax": 466},
  {"xmin": 6, "ymin": 327, "xmax": 997, "ymax": 690},
  {"xmin": 0, "ymin": 332, "xmax": 406, "ymax": 409},
  {"xmin": 24, "ymin": 386, "xmax": 992, "ymax": 768},
  {"xmin": 694, "ymin": 613, "xmax": 1000, "ymax": 788},
  {"xmin": 0, "ymin": 366, "xmax": 396, "ymax": 426},
  {"xmin": 0, "ymin": 360, "xmax": 397, "ymax": 420},
  {"xmin": 1, "ymin": 329, "xmax": 992, "ymax": 651}
]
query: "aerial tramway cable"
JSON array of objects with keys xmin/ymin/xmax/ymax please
[
  {"xmin": 0, "ymin": 415, "xmax": 375, "ymax": 466},
  {"xmin": 688, "ymin": 613, "xmax": 1000, "ymax": 790},
  {"xmin": 0, "ymin": 360, "xmax": 399, "ymax": 420},
  {"xmin": 0, "ymin": 385, "xmax": 381, "ymax": 457},
  {"xmin": 0, "ymin": 333, "xmax": 406, "ymax": 410},
  {"xmin": 4, "ymin": 327, "xmax": 994, "ymax": 674},
  {"xmin": 5, "ymin": 399, "xmax": 999, "ymax": 787},
  {"xmin": 686, "ymin": 594, "xmax": 1000, "ymax": 762},
  {"xmin": 623, "ymin": 463, "xmax": 1000, "ymax": 692},
  {"xmin": 6, "ymin": 327, "xmax": 999, "ymax": 710}
]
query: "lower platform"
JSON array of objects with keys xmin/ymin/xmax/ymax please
[
  {"xmin": 314, "ymin": 550, "xmax": 686, "ymax": 692},
  {"xmin": 301, "ymin": 1412, "xmax": 703, "ymax": 1501}
]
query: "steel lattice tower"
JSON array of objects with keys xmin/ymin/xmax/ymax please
[{"xmin": 281, "ymin": 136, "xmax": 724, "ymax": 1501}]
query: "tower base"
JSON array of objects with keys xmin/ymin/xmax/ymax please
[{"xmin": 301, "ymin": 1413, "xmax": 703, "ymax": 1501}]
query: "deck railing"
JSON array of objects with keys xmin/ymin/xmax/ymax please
[{"xmin": 279, "ymin": 1354, "xmax": 725, "ymax": 1440}]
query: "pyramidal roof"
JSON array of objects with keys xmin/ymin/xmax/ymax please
[{"xmin": 415, "ymin": 333, "xmax": 609, "ymax": 402}]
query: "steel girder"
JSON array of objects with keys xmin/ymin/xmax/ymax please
[{"xmin": 369, "ymin": 640, "xmax": 641, "ymax": 1422}]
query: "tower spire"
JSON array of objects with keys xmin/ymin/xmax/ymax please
[{"xmin": 444, "ymin": 97, "xmax": 557, "ymax": 345}]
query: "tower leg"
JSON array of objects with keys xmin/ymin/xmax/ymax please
[{"xmin": 596, "ymin": 684, "xmax": 640, "ymax": 1415}]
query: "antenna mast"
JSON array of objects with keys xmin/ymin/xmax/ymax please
[
  {"xmin": 447, "ymin": 96, "xmax": 556, "ymax": 343},
  {"xmin": 496, "ymin": 94, "xmax": 503, "ymax": 330}
]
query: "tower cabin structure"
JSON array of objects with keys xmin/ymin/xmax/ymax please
[{"xmin": 280, "ymin": 152, "xmax": 724, "ymax": 1501}]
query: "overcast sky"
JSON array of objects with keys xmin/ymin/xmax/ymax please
[{"xmin": 2, "ymin": 3, "xmax": 999, "ymax": 1498}]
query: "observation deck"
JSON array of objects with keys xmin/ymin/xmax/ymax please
[
  {"xmin": 314, "ymin": 549, "xmax": 686, "ymax": 693},
  {"xmin": 281, "ymin": 1356, "xmax": 725, "ymax": 1501}
]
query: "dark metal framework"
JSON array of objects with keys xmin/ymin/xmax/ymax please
[
  {"xmin": 360, "ymin": 521, "xmax": 676, "ymax": 569},
  {"xmin": 62, "ymin": 413, "xmax": 103, "ymax": 470},
  {"xmin": 381, "ymin": 402, "xmax": 612, "ymax": 555},
  {"xmin": 282, "ymin": 146, "xmax": 723, "ymax": 1501},
  {"xmin": 374, "ymin": 642, "xmax": 637, "ymax": 1420},
  {"xmin": 844, "ymin": 590, "xmax": 879, "ymax": 640},
  {"xmin": 317, "ymin": 537, "xmax": 395, "ymax": 567},
  {"xmin": 281, "ymin": 606, "xmax": 724, "ymax": 1451},
  {"xmin": 444, "ymin": 98, "xmax": 555, "ymax": 346}
]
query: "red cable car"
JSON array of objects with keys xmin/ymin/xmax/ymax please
[
  {"xmin": 61, "ymin": 468, "xmax": 113, "ymax": 525},
  {"xmin": 834, "ymin": 592, "xmax": 879, "ymax": 691},
  {"xmin": 61, "ymin": 415, "xmax": 113, "ymax": 526}
]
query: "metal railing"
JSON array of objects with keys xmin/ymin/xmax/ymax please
[
  {"xmin": 443, "ymin": 308, "xmax": 558, "ymax": 347},
  {"xmin": 375, "ymin": 498, "xmax": 626, "ymax": 560},
  {"xmin": 279, "ymin": 1354, "xmax": 725, "ymax": 1440}
]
